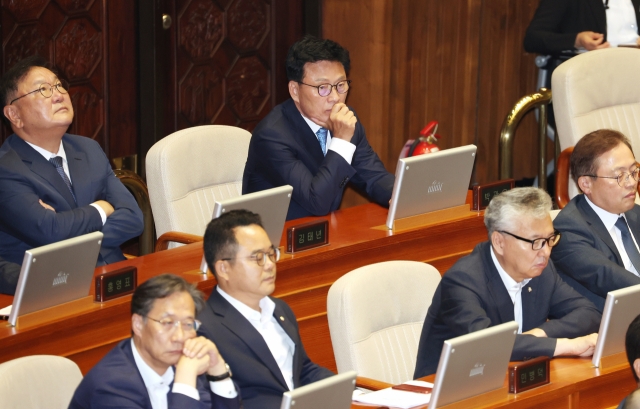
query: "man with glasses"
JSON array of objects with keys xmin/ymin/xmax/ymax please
[
  {"xmin": 552, "ymin": 129, "xmax": 640, "ymax": 311},
  {"xmin": 197, "ymin": 210, "xmax": 333, "ymax": 409},
  {"xmin": 414, "ymin": 187, "xmax": 600, "ymax": 378},
  {"xmin": 242, "ymin": 35, "xmax": 394, "ymax": 220},
  {"xmin": 0, "ymin": 55, "xmax": 143, "ymax": 266},
  {"xmin": 69, "ymin": 274, "xmax": 241, "ymax": 409}
]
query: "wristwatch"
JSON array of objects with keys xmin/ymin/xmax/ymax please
[{"xmin": 206, "ymin": 363, "xmax": 232, "ymax": 382}]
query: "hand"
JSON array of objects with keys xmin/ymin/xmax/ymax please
[
  {"xmin": 326, "ymin": 103, "xmax": 357, "ymax": 143},
  {"xmin": 554, "ymin": 333, "xmax": 598, "ymax": 357},
  {"xmin": 39, "ymin": 199, "xmax": 55, "ymax": 212},
  {"xmin": 574, "ymin": 31, "xmax": 609, "ymax": 51},
  {"xmin": 522, "ymin": 328, "xmax": 547, "ymax": 337},
  {"xmin": 92, "ymin": 200, "xmax": 114, "ymax": 217},
  {"xmin": 175, "ymin": 352, "xmax": 211, "ymax": 388},
  {"xmin": 183, "ymin": 336, "xmax": 227, "ymax": 377}
]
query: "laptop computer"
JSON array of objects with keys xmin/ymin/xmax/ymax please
[
  {"xmin": 8, "ymin": 231, "xmax": 103, "ymax": 326},
  {"xmin": 199, "ymin": 185, "xmax": 293, "ymax": 273},
  {"xmin": 280, "ymin": 370, "xmax": 356, "ymax": 409},
  {"xmin": 592, "ymin": 283, "xmax": 640, "ymax": 367},
  {"xmin": 428, "ymin": 321, "xmax": 518, "ymax": 408},
  {"xmin": 386, "ymin": 144, "xmax": 477, "ymax": 229}
]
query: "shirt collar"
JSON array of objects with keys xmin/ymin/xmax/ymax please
[
  {"xmin": 217, "ymin": 286, "xmax": 275, "ymax": 324},
  {"xmin": 131, "ymin": 339, "xmax": 174, "ymax": 390},
  {"xmin": 25, "ymin": 140, "xmax": 67, "ymax": 163},
  {"xmin": 585, "ymin": 194, "xmax": 623, "ymax": 231},
  {"xmin": 490, "ymin": 245, "xmax": 531, "ymax": 293}
]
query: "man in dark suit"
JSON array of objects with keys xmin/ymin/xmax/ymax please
[
  {"xmin": 524, "ymin": 0, "xmax": 640, "ymax": 55},
  {"xmin": 0, "ymin": 56, "xmax": 143, "ymax": 265},
  {"xmin": 69, "ymin": 274, "xmax": 241, "ymax": 409},
  {"xmin": 617, "ymin": 314, "xmax": 640, "ymax": 408},
  {"xmin": 552, "ymin": 130, "xmax": 640, "ymax": 311},
  {"xmin": 0, "ymin": 255, "xmax": 20, "ymax": 295},
  {"xmin": 414, "ymin": 187, "xmax": 600, "ymax": 378},
  {"xmin": 242, "ymin": 36, "xmax": 395, "ymax": 220},
  {"xmin": 198, "ymin": 210, "xmax": 334, "ymax": 409}
]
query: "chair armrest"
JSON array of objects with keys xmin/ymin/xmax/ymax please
[
  {"xmin": 155, "ymin": 231, "xmax": 203, "ymax": 252},
  {"xmin": 555, "ymin": 146, "xmax": 574, "ymax": 209},
  {"xmin": 355, "ymin": 376, "xmax": 392, "ymax": 391}
]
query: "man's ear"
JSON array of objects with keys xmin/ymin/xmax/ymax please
[
  {"xmin": 491, "ymin": 231, "xmax": 505, "ymax": 257},
  {"xmin": 3, "ymin": 105, "xmax": 22, "ymax": 129},
  {"xmin": 288, "ymin": 81, "xmax": 300, "ymax": 103},
  {"xmin": 577, "ymin": 175, "xmax": 593, "ymax": 195},
  {"xmin": 131, "ymin": 314, "xmax": 144, "ymax": 337},
  {"xmin": 633, "ymin": 358, "xmax": 640, "ymax": 381},
  {"xmin": 215, "ymin": 260, "xmax": 229, "ymax": 282}
]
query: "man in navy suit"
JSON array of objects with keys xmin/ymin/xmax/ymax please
[
  {"xmin": 414, "ymin": 188, "xmax": 600, "ymax": 378},
  {"xmin": 197, "ymin": 210, "xmax": 334, "ymax": 409},
  {"xmin": 69, "ymin": 274, "xmax": 241, "ymax": 409},
  {"xmin": 242, "ymin": 36, "xmax": 395, "ymax": 220},
  {"xmin": 0, "ymin": 56, "xmax": 143, "ymax": 265},
  {"xmin": 552, "ymin": 130, "xmax": 640, "ymax": 311}
]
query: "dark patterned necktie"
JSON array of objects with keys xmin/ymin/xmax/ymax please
[
  {"xmin": 49, "ymin": 156, "xmax": 76, "ymax": 203},
  {"xmin": 615, "ymin": 216, "xmax": 640, "ymax": 272},
  {"xmin": 316, "ymin": 128, "xmax": 328, "ymax": 156}
]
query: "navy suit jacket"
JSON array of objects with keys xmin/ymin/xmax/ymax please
[
  {"xmin": 197, "ymin": 288, "xmax": 334, "ymax": 409},
  {"xmin": 242, "ymin": 98, "xmax": 395, "ymax": 220},
  {"xmin": 68, "ymin": 339, "xmax": 241, "ymax": 409},
  {"xmin": 0, "ymin": 255, "xmax": 20, "ymax": 295},
  {"xmin": 524, "ymin": 0, "xmax": 640, "ymax": 55},
  {"xmin": 552, "ymin": 194, "xmax": 640, "ymax": 311},
  {"xmin": 0, "ymin": 134, "xmax": 143, "ymax": 265},
  {"xmin": 414, "ymin": 241, "xmax": 601, "ymax": 378}
]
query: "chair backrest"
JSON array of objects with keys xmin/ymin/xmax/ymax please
[
  {"xmin": 552, "ymin": 47, "xmax": 640, "ymax": 201},
  {"xmin": 146, "ymin": 125, "xmax": 251, "ymax": 241},
  {"xmin": 327, "ymin": 261, "xmax": 441, "ymax": 384},
  {"xmin": 0, "ymin": 355, "xmax": 82, "ymax": 409}
]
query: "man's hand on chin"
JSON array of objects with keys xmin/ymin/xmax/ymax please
[{"xmin": 326, "ymin": 103, "xmax": 357, "ymax": 143}]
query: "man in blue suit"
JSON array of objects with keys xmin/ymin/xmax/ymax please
[
  {"xmin": 198, "ymin": 210, "xmax": 334, "ymax": 409},
  {"xmin": 242, "ymin": 36, "xmax": 395, "ymax": 220},
  {"xmin": 414, "ymin": 188, "xmax": 600, "ymax": 378},
  {"xmin": 0, "ymin": 56, "xmax": 143, "ymax": 265},
  {"xmin": 69, "ymin": 274, "xmax": 241, "ymax": 409}
]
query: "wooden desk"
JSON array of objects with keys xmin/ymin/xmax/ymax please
[{"xmin": 0, "ymin": 201, "xmax": 486, "ymax": 374}]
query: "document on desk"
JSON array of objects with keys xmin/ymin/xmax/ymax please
[
  {"xmin": 353, "ymin": 380, "xmax": 433, "ymax": 409},
  {"xmin": 0, "ymin": 305, "xmax": 12, "ymax": 319}
]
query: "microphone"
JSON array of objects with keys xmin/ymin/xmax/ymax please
[{"xmin": 604, "ymin": 0, "xmax": 609, "ymax": 9}]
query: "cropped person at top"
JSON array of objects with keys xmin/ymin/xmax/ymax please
[{"xmin": 242, "ymin": 35, "xmax": 395, "ymax": 220}]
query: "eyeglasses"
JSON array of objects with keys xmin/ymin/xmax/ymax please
[
  {"xmin": 146, "ymin": 316, "xmax": 201, "ymax": 332},
  {"xmin": 221, "ymin": 247, "xmax": 281, "ymax": 266},
  {"xmin": 10, "ymin": 81, "xmax": 69, "ymax": 105},
  {"xmin": 298, "ymin": 80, "xmax": 351, "ymax": 97},
  {"xmin": 499, "ymin": 230, "xmax": 561, "ymax": 250},
  {"xmin": 582, "ymin": 168, "xmax": 640, "ymax": 187}
]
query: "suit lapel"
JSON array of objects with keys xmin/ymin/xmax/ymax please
[
  {"xmin": 576, "ymin": 195, "xmax": 623, "ymax": 263},
  {"xmin": 209, "ymin": 292, "xmax": 290, "ymax": 390},
  {"xmin": 481, "ymin": 243, "xmax": 515, "ymax": 324},
  {"xmin": 283, "ymin": 99, "xmax": 325, "ymax": 165},
  {"xmin": 63, "ymin": 137, "xmax": 92, "ymax": 206}
]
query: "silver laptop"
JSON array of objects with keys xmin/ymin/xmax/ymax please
[
  {"xmin": 386, "ymin": 144, "xmax": 477, "ymax": 229},
  {"xmin": 592, "ymin": 283, "xmax": 640, "ymax": 367},
  {"xmin": 199, "ymin": 185, "xmax": 293, "ymax": 273},
  {"xmin": 429, "ymin": 321, "xmax": 518, "ymax": 408},
  {"xmin": 8, "ymin": 231, "xmax": 103, "ymax": 326},
  {"xmin": 280, "ymin": 370, "xmax": 356, "ymax": 409}
]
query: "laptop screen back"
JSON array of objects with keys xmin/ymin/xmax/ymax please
[{"xmin": 280, "ymin": 371, "xmax": 356, "ymax": 409}]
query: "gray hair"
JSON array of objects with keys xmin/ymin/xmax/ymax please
[
  {"xmin": 131, "ymin": 273, "xmax": 204, "ymax": 318},
  {"xmin": 484, "ymin": 187, "xmax": 552, "ymax": 237}
]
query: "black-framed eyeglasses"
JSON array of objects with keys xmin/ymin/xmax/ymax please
[
  {"xmin": 499, "ymin": 230, "xmax": 561, "ymax": 250},
  {"xmin": 582, "ymin": 168, "xmax": 640, "ymax": 187},
  {"xmin": 221, "ymin": 247, "xmax": 281, "ymax": 266},
  {"xmin": 298, "ymin": 79, "xmax": 351, "ymax": 97},
  {"xmin": 145, "ymin": 316, "xmax": 201, "ymax": 332},
  {"xmin": 10, "ymin": 80, "xmax": 69, "ymax": 105}
]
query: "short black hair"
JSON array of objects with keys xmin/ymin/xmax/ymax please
[
  {"xmin": 131, "ymin": 274, "xmax": 204, "ymax": 318},
  {"xmin": 203, "ymin": 209, "xmax": 264, "ymax": 276},
  {"xmin": 285, "ymin": 35, "xmax": 350, "ymax": 82},
  {"xmin": 626, "ymin": 313, "xmax": 640, "ymax": 382}
]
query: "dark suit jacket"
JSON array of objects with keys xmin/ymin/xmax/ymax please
[
  {"xmin": 242, "ymin": 98, "xmax": 395, "ymax": 220},
  {"xmin": 524, "ymin": 0, "xmax": 640, "ymax": 55},
  {"xmin": 0, "ymin": 255, "xmax": 20, "ymax": 295},
  {"xmin": 0, "ymin": 134, "xmax": 143, "ymax": 265},
  {"xmin": 68, "ymin": 339, "xmax": 241, "ymax": 409},
  {"xmin": 551, "ymin": 194, "xmax": 640, "ymax": 311},
  {"xmin": 197, "ymin": 288, "xmax": 334, "ymax": 409},
  {"xmin": 413, "ymin": 241, "xmax": 601, "ymax": 378}
]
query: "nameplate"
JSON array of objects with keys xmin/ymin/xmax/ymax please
[
  {"xmin": 472, "ymin": 179, "xmax": 515, "ymax": 210},
  {"xmin": 286, "ymin": 220, "xmax": 329, "ymax": 253},
  {"xmin": 508, "ymin": 356, "xmax": 550, "ymax": 393},
  {"xmin": 95, "ymin": 266, "xmax": 137, "ymax": 302}
]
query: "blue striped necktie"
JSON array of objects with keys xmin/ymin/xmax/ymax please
[
  {"xmin": 615, "ymin": 216, "xmax": 640, "ymax": 272},
  {"xmin": 316, "ymin": 128, "xmax": 328, "ymax": 156},
  {"xmin": 49, "ymin": 156, "xmax": 76, "ymax": 203}
]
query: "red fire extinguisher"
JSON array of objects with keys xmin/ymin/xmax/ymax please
[{"xmin": 399, "ymin": 121, "xmax": 441, "ymax": 159}]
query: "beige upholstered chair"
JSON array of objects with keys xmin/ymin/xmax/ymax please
[
  {"xmin": 552, "ymin": 48, "xmax": 640, "ymax": 207},
  {"xmin": 0, "ymin": 355, "xmax": 82, "ymax": 409},
  {"xmin": 327, "ymin": 261, "xmax": 441, "ymax": 385},
  {"xmin": 146, "ymin": 125, "xmax": 251, "ymax": 250}
]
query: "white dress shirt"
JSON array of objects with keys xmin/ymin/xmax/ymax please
[
  {"xmin": 606, "ymin": 0, "xmax": 639, "ymax": 47},
  {"xmin": 25, "ymin": 140, "xmax": 107, "ymax": 224},
  {"xmin": 585, "ymin": 195, "xmax": 640, "ymax": 276},
  {"xmin": 217, "ymin": 286, "xmax": 296, "ymax": 390},
  {"xmin": 490, "ymin": 247, "xmax": 531, "ymax": 334},
  {"xmin": 301, "ymin": 114, "xmax": 356, "ymax": 164}
]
